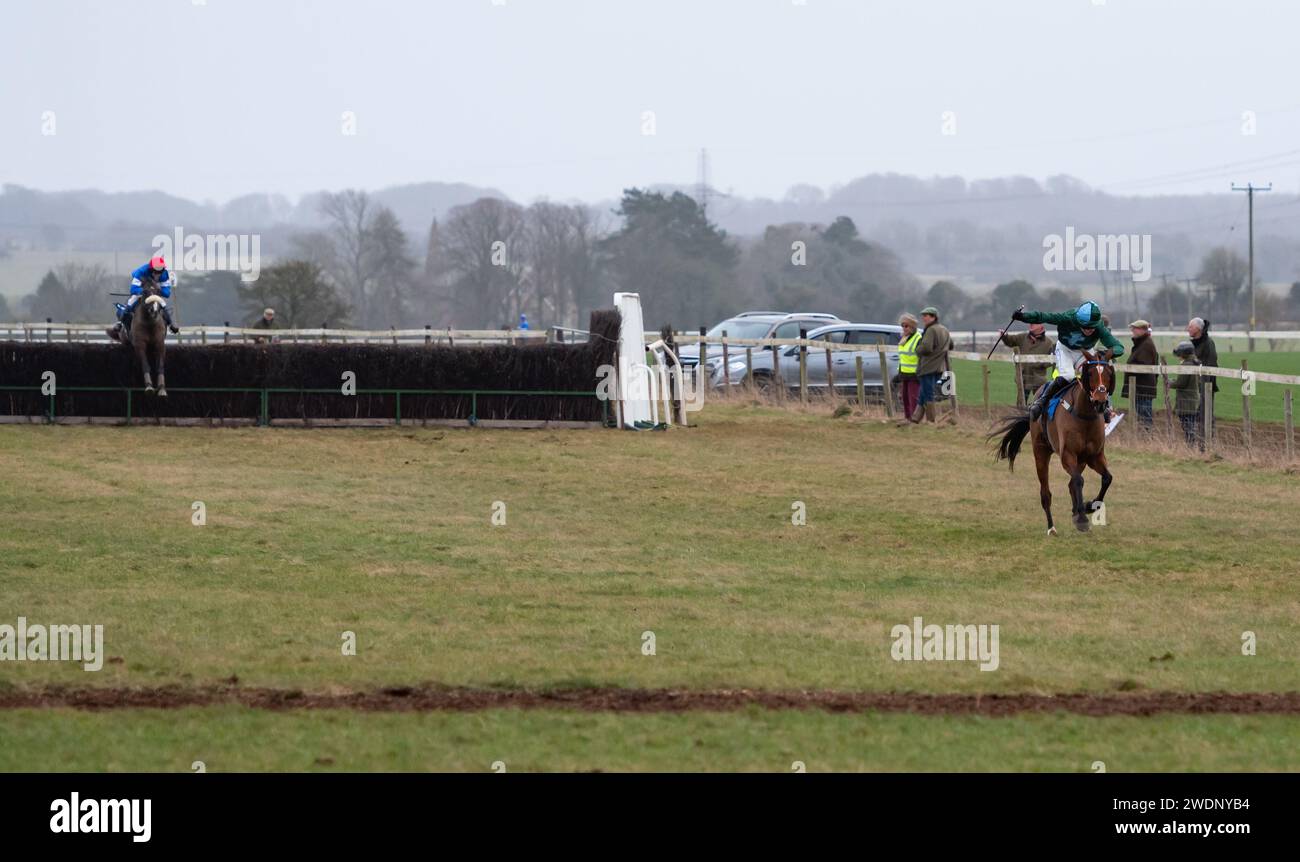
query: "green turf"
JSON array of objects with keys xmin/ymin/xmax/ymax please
[
  {"xmin": 2, "ymin": 404, "xmax": 1297, "ymax": 771},
  {"xmin": 1, "ymin": 405, "xmax": 1295, "ymax": 694},
  {"xmin": 1, "ymin": 707, "xmax": 1297, "ymax": 772},
  {"xmin": 952, "ymin": 350, "xmax": 1299, "ymax": 423}
]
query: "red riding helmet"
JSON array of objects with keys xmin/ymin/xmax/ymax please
[{"xmin": 150, "ymin": 255, "xmax": 166, "ymax": 270}]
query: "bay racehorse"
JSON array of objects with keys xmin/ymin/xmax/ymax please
[{"xmin": 989, "ymin": 351, "xmax": 1115, "ymax": 534}]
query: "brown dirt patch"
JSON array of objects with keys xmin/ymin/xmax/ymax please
[{"xmin": 2, "ymin": 685, "xmax": 1299, "ymax": 716}]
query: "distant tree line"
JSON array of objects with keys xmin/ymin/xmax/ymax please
[{"xmin": 10, "ymin": 188, "xmax": 1300, "ymax": 332}]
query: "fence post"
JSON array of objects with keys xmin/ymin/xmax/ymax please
[
  {"xmin": 46, "ymin": 318, "xmax": 52, "ymax": 342},
  {"xmin": 970, "ymin": 329, "xmax": 976, "ymax": 352},
  {"xmin": 721, "ymin": 330, "xmax": 730, "ymax": 396},
  {"xmin": 824, "ymin": 346, "xmax": 835, "ymax": 401},
  {"xmin": 699, "ymin": 326, "xmax": 708, "ymax": 378},
  {"xmin": 982, "ymin": 363, "xmax": 990, "ymax": 420},
  {"xmin": 1285, "ymin": 390, "xmax": 1295, "ymax": 462},
  {"xmin": 1202, "ymin": 380, "xmax": 1214, "ymax": 456},
  {"xmin": 798, "ymin": 328, "xmax": 808, "ymax": 404},
  {"xmin": 877, "ymin": 344, "xmax": 893, "ymax": 417},
  {"xmin": 65, "ymin": 322, "xmax": 72, "ymax": 343},
  {"xmin": 224, "ymin": 322, "xmax": 230, "ymax": 345},
  {"xmin": 949, "ymin": 362, "xmax": 960, "ymax": 420},
  {"xmin": 1014, "ymin": 358, "xmax": 1025, "ymax": 407},
  {"xmin": 1161, "ymin": 363, "xmax": 1174, "ymax": 438},
  {"xmin": 856, "ymin": 355, "xmax": 866, "ymax": 407},
  {"xmin": 745, "ymin": 347, "xmax": 754, "ymax": 391},
  {"xmin": 1240, "ymin": 359, "xmax": 1252, "ymax": 453},
  {"xmin": 201, "ymin": 327, "xmax": 207, "ymax": 345},
  {"xmin": 771, "ymin": 343, "xmax": 783, "ymax": 401}
]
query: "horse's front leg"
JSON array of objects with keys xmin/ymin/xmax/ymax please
[
  {"xmin": 155, "ymin": 345, "xmax": 167, "ymax": 398},
  {"xmin": 136, "ymin": 339, "xmax": 153, "ymax": 392},
  {"xmin": 1060, "ymin": 451, "xmax": 1089, "ymax": 532},
  {"xmin": 1087, "ymin": 452, "xmax": 1112, "ymax": 511}
]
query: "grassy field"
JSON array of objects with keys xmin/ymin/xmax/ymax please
[
  {"xmin": 952, "ymin": 350, "xmax": 1299, "ymax": 423},
  {"xmin": 1, "ymin": 404, "xmax": 1297, "ymax": 770}
]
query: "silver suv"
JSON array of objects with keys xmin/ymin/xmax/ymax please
[
  {"xmin": 708, "ymin": 322, "xmax": 904, "ymax": 393},
  {"xmin": 678, "ymin": 311, "xmax": 846, "ymax": 370}
]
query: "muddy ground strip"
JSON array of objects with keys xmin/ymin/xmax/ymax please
[{"xmin": 2, "ymin": 686, "xmax": 1299, "ymax": 716}]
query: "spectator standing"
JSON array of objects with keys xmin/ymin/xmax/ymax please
[
  {"xmin": 1001, "ymin": 322, "xmax": 1055, "ymax": 404},
  {"xmin": 1122, "ymin": 319, "xmax": 1160, "ymax": 430},
  {"xmin": 253, "ymin": 307, "xmax": 277, "ymax": 344},
  {"xmin": 913, "ymin": 306, "xmax": 953, "ymax": 424},
  {"xmin": 1187, "ymin": 317, "xmax": 1218, "ymax": 443},
  {"xmin": 1168, "ymin": 340, "xmax": 1202, "ymax": 449},
  {"xmin": 895, "ymin": 313, "xmax": 922, "ymax": 423}
]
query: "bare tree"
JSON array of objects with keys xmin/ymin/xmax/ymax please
[
  {"xmin": 318, "ymin": 190, "xmax": 373, "ymax": 315},
  {"xmin": 441, "ymin": 198, "xmax": 526, "ymax": 328}
]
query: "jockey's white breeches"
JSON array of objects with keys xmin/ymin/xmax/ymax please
[{"xmin": 1054, "ymin": 343, "xmax": 1084, "ymax": 380}]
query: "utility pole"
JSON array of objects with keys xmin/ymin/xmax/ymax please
[
  {"xmin": 1185, "ymin": 278, "xmax": 1195, "ymax": 322},
  {"xmin": 1158, "ymin": 273, "xmax": 1174, "ymax": 326},
  {"xmin": 1232, "ymin": 182, "xmax": 1271, "ymax": 347},
  {"xmin": 696, "ymin": 148, "xmax": 712, "ymax": 219}
]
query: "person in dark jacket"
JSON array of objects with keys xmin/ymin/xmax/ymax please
[
  {"xmin": 1187, "ymin": 317, "xmax": 1218, "ymax": 445},
  {"xmin": 1121, "ymin": 320, "xmax": 1160, "ymax": 429},
  {"xmin": 1187, "ymin": 317, "xmax": 1218, "ymax": 393},
  {"xmin": 1168, "ymin": 341, "xmax": 1202, "ymax": 449},
  {"xmin": 913, "ymin": 306, "xmax": 953, "ymax": 424},
  {"xmin": 1001, "ymin": 322, "xmax": 1054, "ymax": 404}
]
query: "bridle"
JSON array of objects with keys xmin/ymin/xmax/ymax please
[{"xmin": 1078, "ymin": 359, "xmax": 1113, "ymax": 417}]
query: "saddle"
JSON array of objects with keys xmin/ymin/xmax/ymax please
[{"xmin": 1045, "ymin": 380, "xmax": 1078, "ymax": 423}]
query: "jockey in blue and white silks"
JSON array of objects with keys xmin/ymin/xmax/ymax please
[{"xmin": 112, "ymin": 255, "xmax": 179, "ymax": 338}]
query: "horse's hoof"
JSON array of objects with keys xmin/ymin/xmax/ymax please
[
  {"xmin": 1047, "ymin": 526, "xmax": 1057, "ymax": 536},
  {"xmin": 1075, "ymin": 519, "xmax": 1090, "ymax": 533},
  {"xmin": 145, "ymin": 386, "xmax": 155, "ymax": 395},
  {"xmin": 157, "ymin": 389, "xmax": 167, "ymax": 399}
]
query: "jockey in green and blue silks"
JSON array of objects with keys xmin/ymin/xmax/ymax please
[
  {"xmin": 113, "ymin": 255, "xmax": 178, "ymax": 337},
  {"xmin": 1013, "ymin": 301, "xmax": 1124, "ymax": 422}
]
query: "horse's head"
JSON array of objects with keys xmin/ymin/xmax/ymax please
[
  {"xmin": 1079, "ymin": 350, "xmax": 1115, "ymax": 413},
  {"xmin": 138, "ymin": 278, "xmax": 163, "ymax": 319}
]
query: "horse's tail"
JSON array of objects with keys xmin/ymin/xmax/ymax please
[{"xmin": 988, "ymin": 409, "xmax": 1032, "ymax": 471}]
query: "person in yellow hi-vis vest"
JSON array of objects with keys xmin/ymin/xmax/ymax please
[{"xmin": 895, "ymin": 313, "xmax": 922, "ymax": 422}]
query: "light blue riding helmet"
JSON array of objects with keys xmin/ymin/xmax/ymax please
[{"xmin": 1075, "ymin": 301, "xmax": 1102, "ymax": 326}]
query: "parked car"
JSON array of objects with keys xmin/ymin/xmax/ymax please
[
  {"xmin": 708, "ymin": 322, "xmax": 904, "ymax": 394},
  {"xmin": 676, "ymin": 311, "xmax": 846, "ymax": 370}
]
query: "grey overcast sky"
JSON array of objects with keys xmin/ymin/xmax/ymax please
[{"xmin": 4, "ymin": 0, "xmax": 1300, "ymax": 205}]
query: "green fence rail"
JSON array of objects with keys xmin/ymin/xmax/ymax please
[{"xmin": 0, "ymin": 386, "xmax": 606, "ymax": 427}]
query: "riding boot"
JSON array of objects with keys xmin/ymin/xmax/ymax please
[
  {"xmin": 161, "ymin": 306, "xmax": 178, "ymax": 333},
  {"xmin": 1029, "ymin": 376, "xmax": 1067, "ymax": 421},
  {"xmin": 116, "ymin": 309, "xmax": 134, "ymax": 339}
]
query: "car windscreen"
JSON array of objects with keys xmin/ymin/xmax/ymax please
[{"xmin": 705, "ymin": 320, "xmax": 777, "ymax": 339}]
